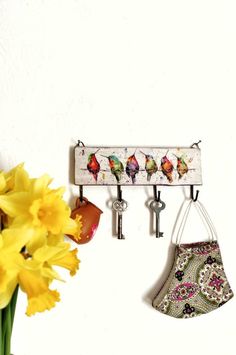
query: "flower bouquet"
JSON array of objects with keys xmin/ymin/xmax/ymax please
[{"xmin": 0, "ymin": 164, "xmax": 82, "ymax": 355}]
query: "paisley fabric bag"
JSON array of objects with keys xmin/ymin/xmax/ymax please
[{"xmin": 152, "ymin": 200, "xmax": 234, "ymax": 318}]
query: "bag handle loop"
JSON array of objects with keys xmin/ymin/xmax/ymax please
[{"xmin": 174, "ymin": 199, "xmax": 218, "ymax": 246}]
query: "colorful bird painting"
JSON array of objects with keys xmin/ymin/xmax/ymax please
[
  {"xmin": 87, "ymin": 149, "xmax": 100, "ymax": 182},
  {"xmin": 101, "ymin": 154, "xmax": 124, "ymax": 182},
  {"xmin": 140, "ymin": 151, "xmax": 158, "ymax": 182},
  {"xmin": 126, "ymin": 153, "xmax": 139, "ymax": 184},
  {"xmin": 161, "ymin": 151, "xmax": 174, "ymax": 183},
  {"xmin": 175, "ymin": 155, "xmax": 188, "ymax": 179}
]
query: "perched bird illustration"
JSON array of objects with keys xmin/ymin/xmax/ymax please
[
  {"xmin": 101, "ymin": 154, "xmax": 124, "ymax": 182},
  {"xmin": 161, "ymin": 152, "xmax": 174, "ymax": 183},
  {"xmin": 87, "ymin": 149, "xmax": 100, "ymax": 182},
  {"xmin": 126, "ymin": 153, "xmax": 140, "ymax": 184},
  {"xmin": 140, "ymin": 151, "xmax": 158, "ymax": 182},
  {"xmin": 175, "ymin": 155, "xmax": 188, "ymax": 179}
]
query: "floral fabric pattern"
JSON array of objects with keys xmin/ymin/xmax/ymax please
[
  {"xmin": 198, "ymin": 262, "xmax": 233, "ymax": 304},
  {"xmin": 175, "ymin": 248, "xmax": 192, "ymax": 271},
  {"xmin": 182, "ymin": 303, "xmax": 196, "ymax": 318},
  {"xmin": 169, "ymin": 283, "xmax": 199, "ymax": 302},
  {"xmin": 152, "ymin": 241, "xmax": 234, "ymax": 319}
]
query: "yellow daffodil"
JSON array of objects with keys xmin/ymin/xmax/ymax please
[
  {"xmin": 33, "ymin": 242, "xmax": 80, "ymax": 276},
  {"xmin": 0, "ymin": 228, "xmax": 33, "ymax": 309},
  {"xmin": 0, "ymin": 163, "xmax": 25, "ymax": 194},
  {"xmin": 18, "ymin": 268, "xmax": 60, "ymax": 316},
  {"xmin": 47, "ymin": 233, "xmax": 65, "ymax": 246},
  {"xmin": 0, "ymin": 227, "xmax": 80, "ymax": 315},
  {"xmin": 0, "ymin": 172, "xmax": 7, "ymax": 192},
  {"xmin": 0, "ymin": 165, "xmax": 81, "ymax": 321},
  {"xmin": 66, "ymin": 214, "xmax": 83, "ymax": 242},
  {"xmin": 0, "ymin": 173, "xmax": 69, "ymax": 232},
  {"xmin": 18, "ymin": 241, "xmax": 79, "ymax": 315},
  {"xmin": 0, "ymin": 171, "xmax": 78, "ymax": 252}
]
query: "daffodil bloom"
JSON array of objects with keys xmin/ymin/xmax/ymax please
[
  {"xmin": 0, "ymin": 165, "xmax": 81, "ymax": 322},
  {"xmin": 18, "ymin": 269, "xmax": 60, "ymax": 316},
  {"xmin": 33, "ymin": 242, "xmax": 80, "ymax": 276},
  {"xmin": 18, "ymin": 242, "xmax": 79, "ymax": 315},
  {"xmin": 0, "ymin": 171, "xmax": 77, "ymax": 252},
  {"xmin": 0, "ymin": 172, "xmax": 7, "ymax": 192},
  {"xmin": 66, "ymin": 214, "xmax": 83, "ymax": 242},
  {"xmin": 0, "ymin": 227, "xmax": 80, "ymax": 316},
  {"xmin": 0, "ymin": 228, "xmax": 33, "ymax": 309},
  {"xmin": 0, "ymin": 163, "xmax": 25, "ymax": 194},
  {"xmin": 0, "ymin": 173, "xmax": 71, "ymax": 232}
]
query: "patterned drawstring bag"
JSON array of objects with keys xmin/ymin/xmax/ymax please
[{"xmin": 152, "ymin": 199, "xmax": 234, "ymax": 318}]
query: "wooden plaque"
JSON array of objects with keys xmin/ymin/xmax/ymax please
[{"xmin": 75, "ymin": 146, "xmax": 202, "ymax": 186}]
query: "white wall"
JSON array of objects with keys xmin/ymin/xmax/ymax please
[{"xmin": 1, "ymin": 1, "xmax": 236, "ymax": 354}]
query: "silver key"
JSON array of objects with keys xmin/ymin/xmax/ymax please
[
  {"xmin": 150, "ymin": 199, "xmax": 166, "ymax": 238},
  {"xmin": 112, "ymin": 199, "xmax": 128, "ymax": 239}
]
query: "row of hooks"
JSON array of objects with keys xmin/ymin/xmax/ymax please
[
  {"xmin": 79, "ymin": 184, "xmax": 199, "ymax": 202},
  {"xmin": 78, "ymin": 184, "xmax": 199, "ymax": 239}
]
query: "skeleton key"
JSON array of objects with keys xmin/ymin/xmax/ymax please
[
  {"xmin": 149, "ymin": 199, "xmax": 166, "ymax": 238},
  {"xmin": 112, "ymin": 199, "xmax": 128, "ymax": 239}
]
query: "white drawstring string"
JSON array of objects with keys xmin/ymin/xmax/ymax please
[
  {"xmin": 175, "ymin": 200, "xmax": 193, "ymax": 245},
  {"xmin": 175, "ymin": 199, "xmax": 218, "ymax": 246},
  {"xmin": 195, "ymin": 200, "xmax": 218, "ymax": 241},
  {"xmin": 194, "ymin": 201, "xmax": 214, "ymax": 242}
]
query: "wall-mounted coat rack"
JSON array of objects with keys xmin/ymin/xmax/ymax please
[{"xmin": 73, "ymin": 141, "xmax": 202, "ymax": 240}]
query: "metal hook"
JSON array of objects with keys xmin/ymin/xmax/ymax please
[
  {"xmin": 191, "ymin": 140, "xmax": 202, "ymax": 149},
  {"xmin": 77, "ymin": 140, "xmax": 85, "ymax": 147},
  {"xmin": 190, "ymin": 185, "xmax": 199, "ymax": 201},
  {"xmin": 153, "ymin": 185, "xmax": 161, "ymax": 202},
  {"xmin": 79, "ymin": 185, "xmax": 84, "ymax": 202},
  {"xmin": 77, "ymin": 140, "xmax": 85, "ymax": 155},
  {"xmin": 117, "ymin": 184, "xmax": 122, "ymax": 201}
]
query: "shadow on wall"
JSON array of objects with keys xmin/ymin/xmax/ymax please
[{"xmin": 105, "ymin": 186, "xmax": 119, "ymax": 237}]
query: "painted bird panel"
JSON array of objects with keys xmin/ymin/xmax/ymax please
[
  {"xmin": 87, "ymin": 149, "xmax": 100, "ymax": 182},
  {"xmin": 75, "ymin": 146, "xmax": 202, "ymax": 186},
  {"xmin": 126, "ymin": 153, "xmax": 140, "ymax": 184},
  {"xmin": 140, "ymin": 151, "xmax": 158, "ymax": 181},
  {"xmin": 175, "ymin": 155, "xmax": 189, "ymax": 179},
  {"xmin": 161, "ymin": 151, "xmax": 174, "ymax": 183},
  {"xmin": 101, "ymin": 154, "xmax": 124, "ymax": 182}
]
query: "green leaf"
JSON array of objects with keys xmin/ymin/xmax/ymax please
[
  {"xmin": 0, "ymin": 309, "xmax": 3, "ymax": 355},
  {"xmin": 0, "ymin": 288, "xmax": 18, "ymax": 355},
  {"xmin": 10, "ymin": 287, "xmax": 18, "ymax": 329}
]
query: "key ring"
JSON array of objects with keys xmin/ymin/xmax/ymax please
[
  {"xmin": 112, "ymin": 199, "xmax": 128, "ymax": 213},
  {"xmin": 149, "ymin": 199, "xmax": 165, "ymax": 211}
]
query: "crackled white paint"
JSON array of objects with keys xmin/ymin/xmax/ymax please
[{"xmin": 75, "ymin": 146, "xmax": 202, "ymax": 185}]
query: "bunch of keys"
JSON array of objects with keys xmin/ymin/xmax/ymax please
[
  {"xmin": 149, "ymin": 189, "xmax": 166, "ymax": 238},
  {"xmin": 112, "ymin": 186, "xmax": 165, "ymax": 240},
  {"xmin": 112, "ymin": 186, "xmax": 128, "ymax": 239}
]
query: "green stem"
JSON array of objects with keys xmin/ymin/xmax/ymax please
[
  {"xmin": 0, "ymin": 287, "xmax": 18, "ymax": 355},
  {"xmin": 0, "ymin": 309, "xmax": 3, "ymax": 355},
  {"xmin": 4, "ymin": 304, "xmax": 11, "ymax": 355},
  {"xmin": 2, "ymin": 307, "xmax": 7, "ymax": 355},
  {"xmin": 2, "ymin": 302, "xmax": 12, "ymax": 355},
  {"xmin": 10, "ymin": 286, "xmax": 18, "ymax": 329}
]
